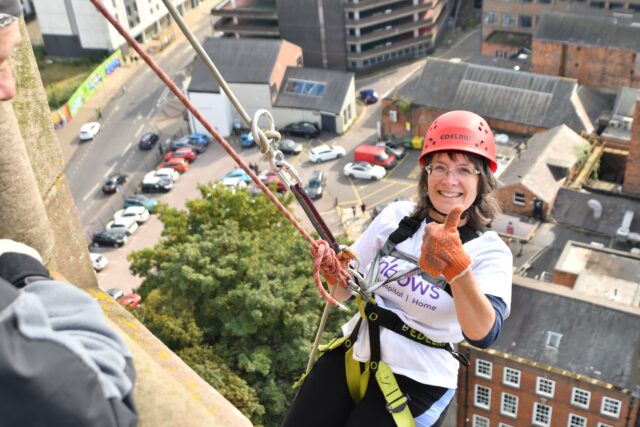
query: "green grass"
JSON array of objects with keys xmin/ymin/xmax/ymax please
[
  {"xmin": 485, "ymin": 31, "xmax": 532, "ymax": 48},
  {"xmin": 33, "ymin": 46, "xmax": 107, "ymax": 109}
]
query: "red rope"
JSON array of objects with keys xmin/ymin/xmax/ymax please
[{"xmin": 89, "ymin": 0, "xmax": 346, "ymax": 309}]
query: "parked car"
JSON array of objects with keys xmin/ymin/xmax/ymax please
[
  {"xmin": 359, "ymin": 88, "xmax": 379, "ymax": 104},
  {"xmin": 220, "ymin": 177, "xmax": 248, "ymax": 193},
  {"xmin": 91, "ymin": 229, "xmax": 127, "ymax": 247},
  {"xmin": 164, "ymin": 147, "xmax": 197, "ymax": 163},
  {"xmin": 160, "ymin": 157, "xmax": 190, "ymax": 174},
  {"xmin": 354, "ymin": 144, "xmax": 397, "ymax": 169},
  {"xmin": 119, "ymin": 292, "xmax": 142, "ymax": 309},
  {"xmin": 106, "ymin": 288, "xmax": 125, "ymax": 300},
  {"xmin": 102, "ymin": 174, "xmax": 128, "ymax": 194},
  {"xmin": 79, "ymin": 122, "xmax": 101, "ymax": 141},
  {"xmin": 113, "ymin": 206, "xmax": 150, "ymax": 224},
  {"xmin": 239, "ymin": 132, "xmax": 255, "ymax": 148},
  {"xmin": 89, "ymin": 253, "xmax": 108, "ymax": 271},
  {"xmin": 277, "ymin": 138, "xmax": 303, "ymax": 155},
  {"xmin": 141, "ymin": 176, "xmax": 173, "ymax": 193},
  {"xmin": 343, "ymin": 161, "xmax": 386, "ymax": 181},
  {"xmin": 376, "ymin": 140, "xmax": 406, "ymax": 159},
  {"xmin": 169, "ymin": 135, "xmax": 208, "ymax": 153},
  {"xmin": 188, "ymin": 132, "xmax": 211, "ymax": 146},
  {"xmin": 308, "ymin": 144, "xmax": 345, "ymax": 163},
  {"xmin": 106, "ymin": 217, "xmax": 139, "ymax": 235},
  {"xmin": 282, "ymin": 121, "xmax": 320, "ymax": 138},
  {"xmin": 222, "ymin": 168, "xmax": 252, "ymax": 184},
  {"xmin": 124, "ymin": 194, "xmax": 159, "ymax": 213},
  {"xmin": 151, "ymin": 168, "xmax": 180, "ymax": 182},
  {"xmin": 305, "ymin": 170, "xmax": 326, "ymax": 200},
  {"xmin": 138, "ymin": 132, "xmax": 159, "ymax": 150},
  {"xmin": 259, "ymin": 169, "xmax": 287, "ymax": 193}
]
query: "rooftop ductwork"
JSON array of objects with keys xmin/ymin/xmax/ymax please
[{"xmin": 587, "ymin": 199, "xmax": 602, "ymax": 219}]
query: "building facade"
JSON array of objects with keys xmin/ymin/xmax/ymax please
[
  {"xmin": 457, "ymin": 279, "xmax": 640, "ymax": 427},
  {"xmin": 212, "ymin": 0, "xmax": 453, "ymax": 72},
  {"xmin": 33, "ymin": 0, "xmax": 200, "ymax": 57},
  {"xmin": 481, "ymin": 0, "xmax": 640, "ymax": 57}
]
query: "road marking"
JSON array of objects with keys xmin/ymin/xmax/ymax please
[
  {"xmin": 363, "ymin": 182, "xmax": 400, "ymax": 200},
  {"xmin": 83, "ymin": 182, "xmax": 100, "ymax": 201},
  {"xmin": 146, "ymin": 107, "xmax": 156, "ymax": 119},
  {"xmin": 121, "ymin": 142, "xmax": 133, "ymax": 156},
  {"xmin": 408, "ymin": 164, "xmax": 422, "ymax": 180},
  {"xmin": 135, "ymin": 124, "xmax": 144, "ymax": 137},
  {"xmin": 105, "ymin": 163, "xmax": 117, "ymax": 177}
]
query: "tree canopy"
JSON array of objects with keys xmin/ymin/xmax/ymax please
[{"xmin": 129, "ymin": 183, "xmax": 350, "ymax": 426}]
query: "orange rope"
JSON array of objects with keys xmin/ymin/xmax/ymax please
[{"xmin": 89, "ymin": 0, "xmax": 347, "ymax": 309}]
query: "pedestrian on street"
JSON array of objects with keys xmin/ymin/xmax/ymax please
[
  {"xmin": 95, "ymin": 107, "xmax": 102, "ymax": 120},
  {"xmin": 360, "ymin": 202, "xmax": 366, "ymax": 215},
  {"xmin": 283, "ymin": 110, "xmax": 513, "ymax": 426},
  {"xmin": 352, "ymin": 205, "xmax": 357, "ymax": 217}
]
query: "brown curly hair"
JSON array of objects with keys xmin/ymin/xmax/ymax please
[{"xmin": 410, "ymin": 151, "xmax": 501, "ymax": 230}]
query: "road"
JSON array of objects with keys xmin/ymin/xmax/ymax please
[{"xmin": 64, "ymin": 17, "xmax": 209, "ymax": 240}]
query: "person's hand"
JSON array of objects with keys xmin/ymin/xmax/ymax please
[
  {"xmin": 0, "ymin": 239, "xmax": 50, "ymax": 288},
  {"xmin": 0, "ymin": 239, "xmax": 43, "ymax": 262},
  {"xmin": 322, "ymin": 248, "xmax": 356, "ymax": 288},
  {"xmin": 419, "ymin": 206, "xmax": 471, "ymax": 284}
]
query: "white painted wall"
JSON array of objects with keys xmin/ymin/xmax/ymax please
[
  {"xmin": 33, "ymin": 0, "xmax": 74, "ymax": 35},
  {"xmin": 188, "ymin": 91, "xmax": 234, "ymax": 137}
]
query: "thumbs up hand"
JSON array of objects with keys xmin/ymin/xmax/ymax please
[{"xmin": 419, "ymin": 206, "xmax": 472, "ymax": 284}]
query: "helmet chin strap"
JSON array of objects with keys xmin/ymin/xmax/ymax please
[{"xmin": 428, "ymin": 206, "xmax": 471, "ymax": 223}]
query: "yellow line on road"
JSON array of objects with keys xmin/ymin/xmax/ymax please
[{"xmin": 408, "ymin": 164, "xmax": 422, "ymax": 180}]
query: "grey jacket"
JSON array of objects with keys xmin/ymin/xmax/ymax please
[{"xmin": 0, "ymin": 276, "xmax": 138, "ymax": 426}]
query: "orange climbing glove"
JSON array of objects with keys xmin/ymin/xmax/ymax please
[
  {"xmin": 419, "ymin": 205, "xmax": 472, "ymax": 284},
  {"xmin": 322, "ymin": 248, "xmax": 356, "ymax": 288}
]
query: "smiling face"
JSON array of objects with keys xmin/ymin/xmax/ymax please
[
  {"xmin": 0, "ymin": 21, "xmax": 21, "ymax": 101},
  {"xmin": 426, "ymin": 152, "xmax": 480, "ymax": 220}
]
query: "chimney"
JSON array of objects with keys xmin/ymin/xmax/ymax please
[{"xmin": 623, "ymin": 99, "xmax": 640, "ymax": 194}]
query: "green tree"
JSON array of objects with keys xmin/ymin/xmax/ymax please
[{"xmin": 130, "ymin": 184, "xmax": 350, "ymax": 426}]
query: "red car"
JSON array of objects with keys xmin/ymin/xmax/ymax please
[
  {"xmin": 164, "ymin": 147, "xmax": 197, "ymax": 163},
  {"xmin": 119, "ymin": 292, "xmax": 141, "ymax": 309},
  {"xmin": 259, "ymin": 169, "xmax": 287, "ymax": 193},
  {"xmin": 160, "ymin": 158, "xmax": 190, "ymax": 174}
]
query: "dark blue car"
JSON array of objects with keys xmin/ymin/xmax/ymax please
[
  {"xmin": 239, "ymin": 132, "xmax": 255, "ymax": 148},
  {"xmin": 359, "ymin": 89, "xmax": 378, "ymax": 104}
]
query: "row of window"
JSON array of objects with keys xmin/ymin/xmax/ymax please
[
  {"xmin": 472, "ymin": 412, "xmax": 616, "ymax": 427},
  {"xmin": 474, "ymin": 385, "xmax": 622, "ymax": 421},
  {"xmin": 474, "ymin": 359, "xmax": 623, "ymax": 419},
  {"xmin": 350, "ymin": 43, "xmax": 429, "ymax": 69},
  {"xmin": 484, "ymin": 12, "xmax": 533, "ymax": 29}
]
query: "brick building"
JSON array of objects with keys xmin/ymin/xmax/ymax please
[
  {"xmin": 457, "ymin": 278, "xmax": 640, "ymax": 427},
  {"xmin": 380, "ymin": 58, "xmax": 608, "ymax": 142},
  {"xmin": 496, "ymin": 125, "xmax": 588, "ymax": 219},
  {"xmin": 532, "ymin": 11, "xmax": 640, "ymax": 93},
  {"xmin": 623, "ymin": 100, "xmax": 640, "ymax": 195},
  {"xmin": 481, "ymin": 0, "xmax": 640, "ymax": 58}
]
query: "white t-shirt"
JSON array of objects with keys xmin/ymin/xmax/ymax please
[{"xmin": 342, "ymin": 201, "xmax": 512, "ymax": 389}]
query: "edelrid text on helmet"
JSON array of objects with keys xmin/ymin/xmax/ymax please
[{"xmin": 419, "ymin": 110, "xmax": 498, "ymax": 172}]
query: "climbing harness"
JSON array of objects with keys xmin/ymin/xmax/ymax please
[{"xmin": 311, "ymin": 216, "xmax": 479, "ymax": 426}]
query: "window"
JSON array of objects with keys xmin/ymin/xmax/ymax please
[
  {"xmin": 473, "ymin": 414, "xmax": 490, "ymax": 427},
  {"xmin": 539, "ymin": 0, "xmax": 551, "ymax": 3},
  {"xmin": 601, "ymin": 397, "xmax": 622, "ymax": 418},
  {"xmin": 571, "ymin": 388, "xmax": 591, "ymax": 409},
  {"xmin": 590, "ymin": 0, "xmax": 605, "ymax": 7},
  {"xmin": 283, "ymin": 79, "xmax": 326, "ymax": 97},
  {"xmin": 502, "ymin": 13, "xmax": 515, "ymax": 27},
  {"xmin": 569, "ymin": 414, "xmax": 587, "ymax": 427},
  {"xmin": 536, "ymin": 377, "xmax": 555, "ymax": 398},
  {"xmin": 499, "ymin": 424, "xmax": 514, "ymax": 427},
  {"xmin": 513, "ymin": 192, "xmax": 526, "ymax": 206},
  {"xmin": 608, "ymin": 2, "xmax": 623, "ymax": 8},
  {"xmin": 474, "ymin": 384, "xmax": 491, "ymax": 410},
  {"xmin": 519, "ymin": 15, "xmax": 532, "ymax": 28},
  {"xmin": 532, "ymin": 402, "xmax": 552, "ymax": 427},
  {"xmin": 485, "ymin": 12, "xmax": 496, "ymax": 25},
  {"xmin": 598, "ymin": 423, "xmax": 614, "ymax": 427},
  {"xmin": 476, "ymin": 359, "xmax": 492, "ymax": 379},
  {"xmin": 545, "ymin": 331, "xmax": 562, "ymax": 349},
  {"xmin": 389, "ymin": 110, "xmax": 398, "ymax": 123},
  {"xmin": 503, "ymin": 368, "xmax": 521, "ymax": 388},
  {"xmin": 500, "ymin": 393, "xmax": 518, "ymax": 418}
]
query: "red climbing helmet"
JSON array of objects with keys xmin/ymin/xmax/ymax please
[{"xmin": 419, "ymin": 110, "xmax": 497, "ymax": 172}]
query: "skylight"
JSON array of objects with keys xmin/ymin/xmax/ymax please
[{"xmin": 284, "ymin": 78, "xmax": 326, "ymax": 97}]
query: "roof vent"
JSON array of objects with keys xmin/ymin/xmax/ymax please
[
  {"xmin": 495, "ymin": 133, "xmax": 509, "ymax": 145},
  {"xmin": 587, "ymin": 199, "xmax": 602, "ymax": 219},
  {"xmin": 616, "ymin": 209, "xmax": 634, "ymax": 238}
]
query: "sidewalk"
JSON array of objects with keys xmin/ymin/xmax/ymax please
[{"xmin": 55, "ymin": 0, "xmax": 221, "ymax": 165}]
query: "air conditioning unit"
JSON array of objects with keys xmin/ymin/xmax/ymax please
[
  {"xmin": 622, "ymin": 117, "xmax": 633, "ymax": 131},
  {"xmin": 609, "ymin": 119, "xmax": 620, "ymax": 128}
]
